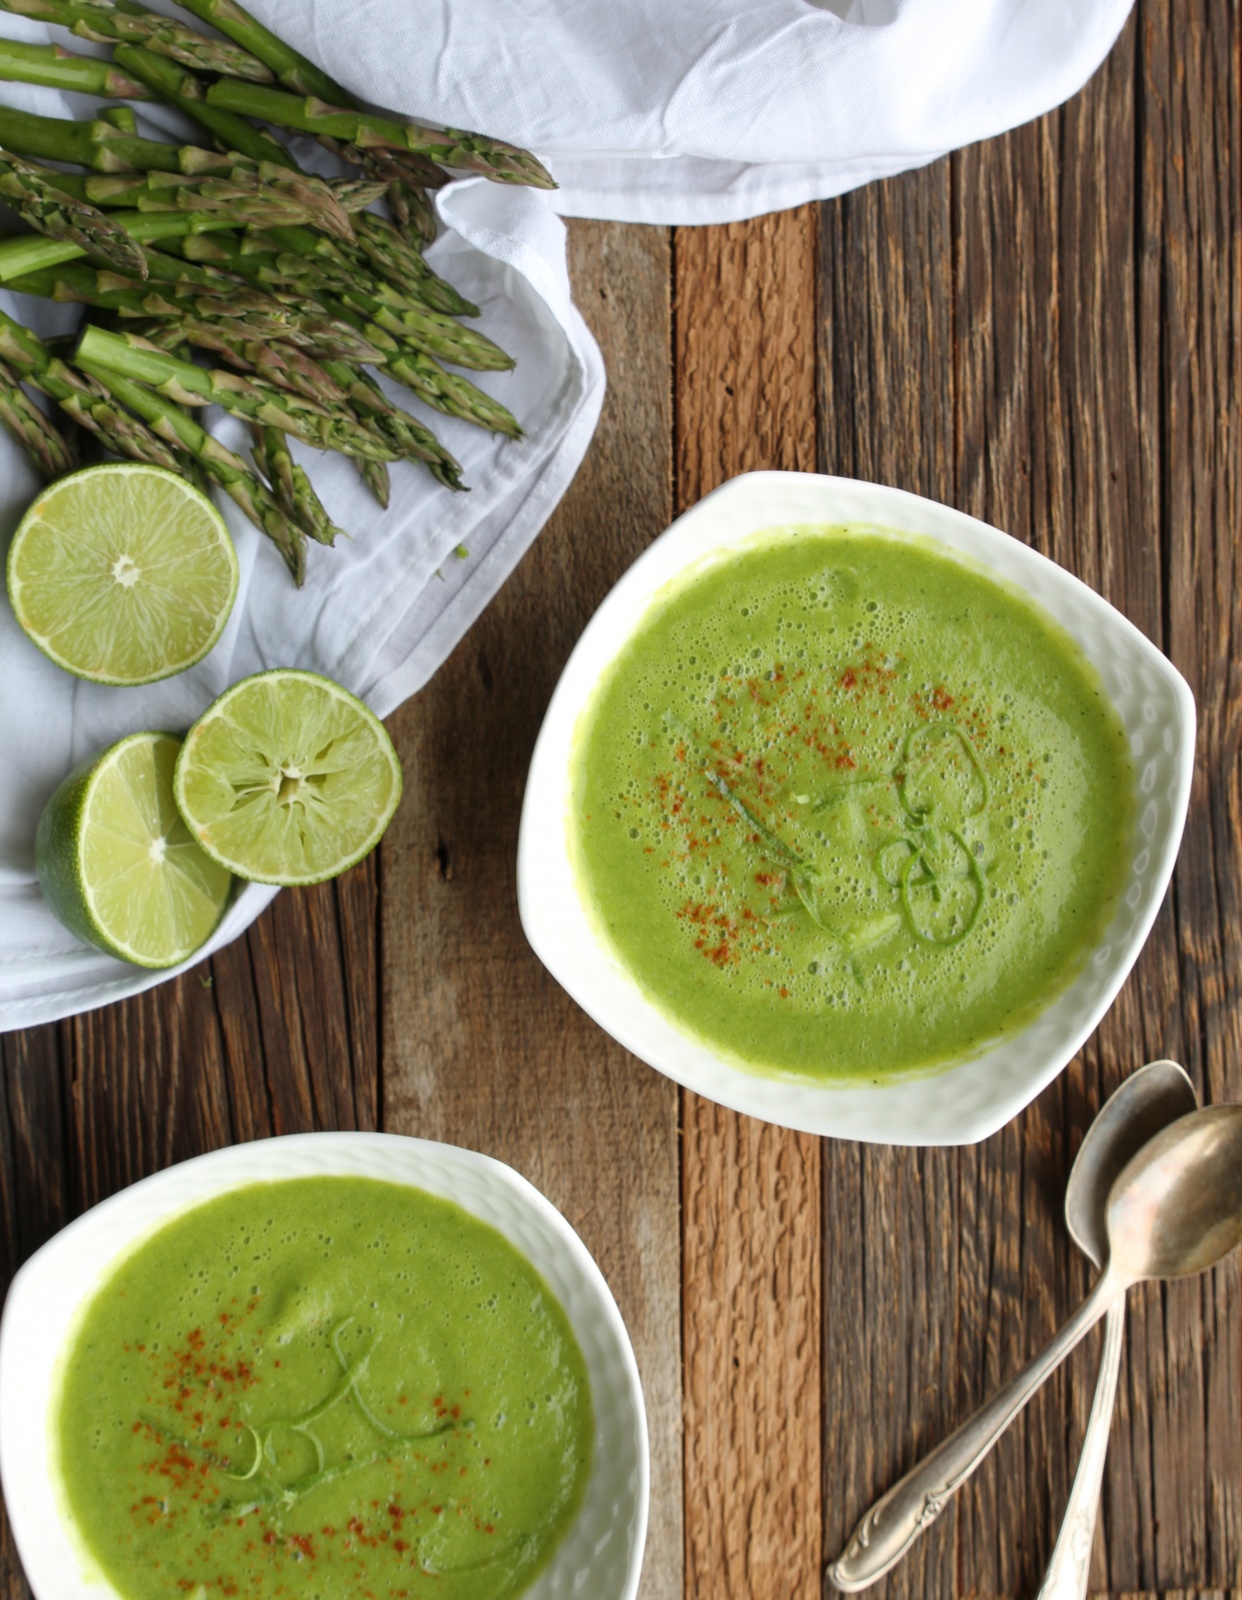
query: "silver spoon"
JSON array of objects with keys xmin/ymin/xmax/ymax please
[
  {"xmin": 828, "ymin": 1098, "xmax": 1242, "ymax": 1592},
  {"xmin": 1036, "ymin": 1060, "xmax": 1197, "ymax": 1599},
  {"xmin": 828, "ymin": 1061, "xmax": 1192, "ymax": 1592}
]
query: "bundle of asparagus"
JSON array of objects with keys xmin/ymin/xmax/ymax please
[{"xmin": 0, "ymin": 0, "xmax": 554, "ymax": 582}]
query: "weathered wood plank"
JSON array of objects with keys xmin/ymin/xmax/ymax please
[
  {"xmin": 674, "ymin": 206, "xmax": 822, "ymax": 1600},
  {"xmin": 380, "ymin": 219, "xmax": 683, "ymax": 1600},
  {"xmin": 1132, "ymin": 0, "xmax": 1242, "ymax": 1589},
  {"xmin": 816, "ymin": 165, "xmax": 960, "ymax": 1600}
]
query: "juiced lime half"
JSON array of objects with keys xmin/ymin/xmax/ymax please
[
  {"xmin": 7, "ymin": 463, "xmax": 237, "ymax": 686},
  {"xmin": 173, "ymin": 670, "xmax": 403, "ymax": 886},
  {"xmin": 36, "ymin": 732, "xmax": 234, "ymax": 968}
]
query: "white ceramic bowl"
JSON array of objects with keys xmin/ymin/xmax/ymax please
[
  {"xmin": 0, "ymin": 1133, "xmax": 649, "ymax": 1600},
  {"xmin": 518, "ymin": 472, "xmax": 1195, "ymax": 1145}
]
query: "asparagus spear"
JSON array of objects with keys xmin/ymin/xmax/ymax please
[
  {"xmin": 72, "ymin": 344, "xmax": 307, "ymax": 579},
  {"xmin": 0, "ymin": 306, "xmax": 193, "ymax": 477},
  {"xmin": 250, "ymin": 422, "xmax": 342, "ymax": 546},
  {"xmin": 0, "ymin": 353, "xmax": 78, "ymax": 475},
  {"xmin": 336, "ymin": 287, "xmax": 513, "ymax": 372},
  {"xmin": 264, "ymin": 217, "xmax": 480, "ymax": 318},
  {"xmin": 205, "ymin": 79, "xmax": 556, "ymax": 190},
  {"xmin": 0, "ymin": 148, "xmax": 151, "ymax": 275},
  {"xmin": 76, "ymin": 323, "xmax": 406, "ymax": 462},
  {"xmin": 51, "ymin": 166, "xmax": 378, "ymax": 236},
  {"xmin": 316, "ymin": 295, "xmax": 520, "ymax": 438},
  {"xmin": 0, "ymin": 0, "xmax": 275, "ymax": 82},
  {"xmin": 319, "ymin": 140, "xmax": 441, "ymax": 248},
  {"xmin": 174, "ymin": 0, "xmax": 553, "ymax": 188},
  {"xmin": 0, "ymin": 220, "xmax": 261, "ymax": 300},
  {"xmin": 130, "ymin": 313, "xmax": 342, "ymax": 405},
  {"xmin": 353, "ymin": 455, "xmax": 390, "ymax": 509},
  {"xmin": 316, "ymin": 355, "xmax": 462, "ymax": 487},
  {"xmin": 0, "ymin": 108, "xmax": 364, "ymax": 240},
  {"xmin": 109, "ymin": 42, "xmax": 293, "ymax": 168},
  {"xmin": 0, "ymin": 37, "xmax": 152, "ymax": 98},
  {"xmin": 172, "ymin": 0, "xmax": 349, "ymax": 99}
]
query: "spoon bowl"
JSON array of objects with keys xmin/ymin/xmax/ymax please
[
  {"xmin": 1066, "ymin": 1060, "xmax": 1197, "ymax": 1269},
  {"xmin": 1106, "ymin": 1104, "xmax": 1242, "ymax": 1283}
]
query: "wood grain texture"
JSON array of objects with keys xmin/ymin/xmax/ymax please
[
  {"xmin": 673, "ymin": 207, "xmax": 823, "ymax": 1600},
  {"xmin": 380, "ymin": 220, "xmax": 683, "ymax": 1600}
]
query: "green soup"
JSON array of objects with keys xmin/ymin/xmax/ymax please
[
  {"xmin": 572, "ymin": 526, "xmax": 1134, "ymax": 1080},
  {"xmin": 55, "ymin": 1176, "xmax": 593, "ymax": 1600}
]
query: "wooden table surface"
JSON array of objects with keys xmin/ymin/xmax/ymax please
[{"xmin": 2, "ymin": 2, "xmax": 1239, "ymax": 1596}]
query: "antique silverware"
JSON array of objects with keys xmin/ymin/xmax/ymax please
[{"xmin": 828, "ymin": 1098, "xmax": 1242, "ymax": 1591}]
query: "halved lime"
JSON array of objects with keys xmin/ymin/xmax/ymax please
[
  {"xmin": 173, "ymin": 670, "xmax": 403, "ymax": 886},
  {"xmin": 7, "ymin": 463, "xmax": 238, "ymax": 686},
  {"xmin": 36, "ymin": 732, "xmax": 233, "ymax": 968}
]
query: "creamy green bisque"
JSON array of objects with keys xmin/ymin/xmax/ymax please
[
  {"xmin": 572, "ymin": 526, "xmax": 1134, "ymax": 1080},
  {"xmin": 56, "ymin": 1177, "xmax": 593, "ymax": 1600}
]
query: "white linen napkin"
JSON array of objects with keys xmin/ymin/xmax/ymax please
[
  {"xmin": 0, "ymin": 48, "xmax": 603, "ymax": 1032},
  {"xmin": 250, "ymin": 0, "xmax": 1136, "ymax": 224}
]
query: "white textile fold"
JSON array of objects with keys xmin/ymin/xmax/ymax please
[{"xmin": 249, "ymin": 0, "xmax": 1136, "ymax": 224}]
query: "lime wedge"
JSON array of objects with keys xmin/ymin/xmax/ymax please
[
  {"xmin": 7, "ymin": 463, "xmax": 237, "ymax": 686},
  {"xmin": 173, "ymin": 670, "xmax": 403, "ymax": 886},
  {"xmin": 36, "ymin": 732, "xmax": 233, "ymax": 968}
]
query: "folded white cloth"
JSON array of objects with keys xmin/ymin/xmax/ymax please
[
  {"xmin": 251, "ymin": 0, "xmax": 1136, "ymax": 224},
  {"xmin": 0, "ymin": 48, "xmax": 603, "ymax": 1032}
]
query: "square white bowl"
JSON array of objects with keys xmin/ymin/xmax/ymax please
[
  {"xmin": 517, "ymin": 472, "xmax": 1195, "ymax": 1145},
  {"xmin": 0, "ymin": 1133, "xmax": 649, "ymax": 1600}
]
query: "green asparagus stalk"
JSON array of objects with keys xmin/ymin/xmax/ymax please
[
  {"xmin": 318, "ymin": 357, "xmax": 463, "ymax": 489},
  {"xmin": 73, "ymin": 345, "xmax": 307, "ymax": 579},
  {"xmin": 168, "ymin": 224, "xmax": 479, "ymax": 323},
  {"xmin": 0, "ymin": 37, "xmax": 153, "ymax": 98},
  {"xmin": 9, "ymin": 239, "xmax": 360, "ymax": 363},
  {"xmin": 172, "ymin": 0, "xmax": 345, "ymax": 99},
  {"xmin": 0, "ymin": 147, "xmax": 152, "ymax": 275},
  {"xmin": 320, "ymin": 141, "xmax": 441, "ymax": 248},
  {"xmin": 129, "ymin": 313, "xmax": 342, "ymax": 406},
  {"xmin": 353, "ymin": 455, "xmax": 390, "ymax": 509},
  {"xmin": 109, "ymin": 42, "xmax": 293, "ymax": 168},
  {"xmin": 0, "ymin": 108, "xmax": 364, "ymax": 239},
  {"xmin": 176, "ymin": 0, "xmax": 554, "ymax": 186},
  {"xmin": 146, "ymin": 221, "xmax": 508, "ymax": 371},
  {"xmin": 250, "ymin": 422, "xmax": 342, "ymax": 546},
  {"xmin": 48, "ymin": 166, "xmax": 374, "ymax": 237},
  {"xmin": 0, "ymin": 0, "xmax": 276, "ymax": 82},
  {"xmin": 336, "ymin": 287, "xmax": 513, "ymax": 372},
  {"xmin": 205, "ymin": 79, "xmax": 555, "ymax": 190},
  {"xmin": 317, "ymin": 294, "xmax": 520, "ymax": 438},
  {"xmin": 76, "ymin": 322, "xmax": 404, "ymax": 462},
  {"xmin": 0, "ymin": 353, "xmax": 78, "ymax": 475},
  {"xmin": 5, "ymin": 260, "xmax": 371, "ymax": 364},
  {"xmin": 0, "ymin": 201, "xmax": 335, "ymax": 283},
  {"xmin": 264, "ymin": 217, "xmax": 480, "ymax": 318},
  {"xmin": 0, "ymin": 306, "xmax": 192, "ymax": 476},
  {"xmin": 352, "ymin": 212, "xmax": 479, "ymax": 317}
]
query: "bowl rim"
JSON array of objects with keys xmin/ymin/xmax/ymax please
[
  {"xmin": 0, "ymin": 1130, "xmax": 650, "ymax": 1600},
  {"xmin": 517, "ymin": 470, "xmax": 1196, "ymax": 1145}
]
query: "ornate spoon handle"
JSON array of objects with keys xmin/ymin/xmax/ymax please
[
  {"xmin": 826, "ymin": 1275, "xmax": 1121, "ymax": 1592},
  {"xmin": 1035, "ymin": 1297, "xmax": 1125, "ymax": 1600}
]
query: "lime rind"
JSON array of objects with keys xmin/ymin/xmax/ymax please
[
  {"xmin": 36, "ymin": 731, "xmax": 234, "ymax": 968},
  {"xmin": 7, "ymin": 463, "xmax": 238, "ymax": 687},
  {"xmin": 173, "ymin": 669, "xmax": 403, "ymax": 887}
]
